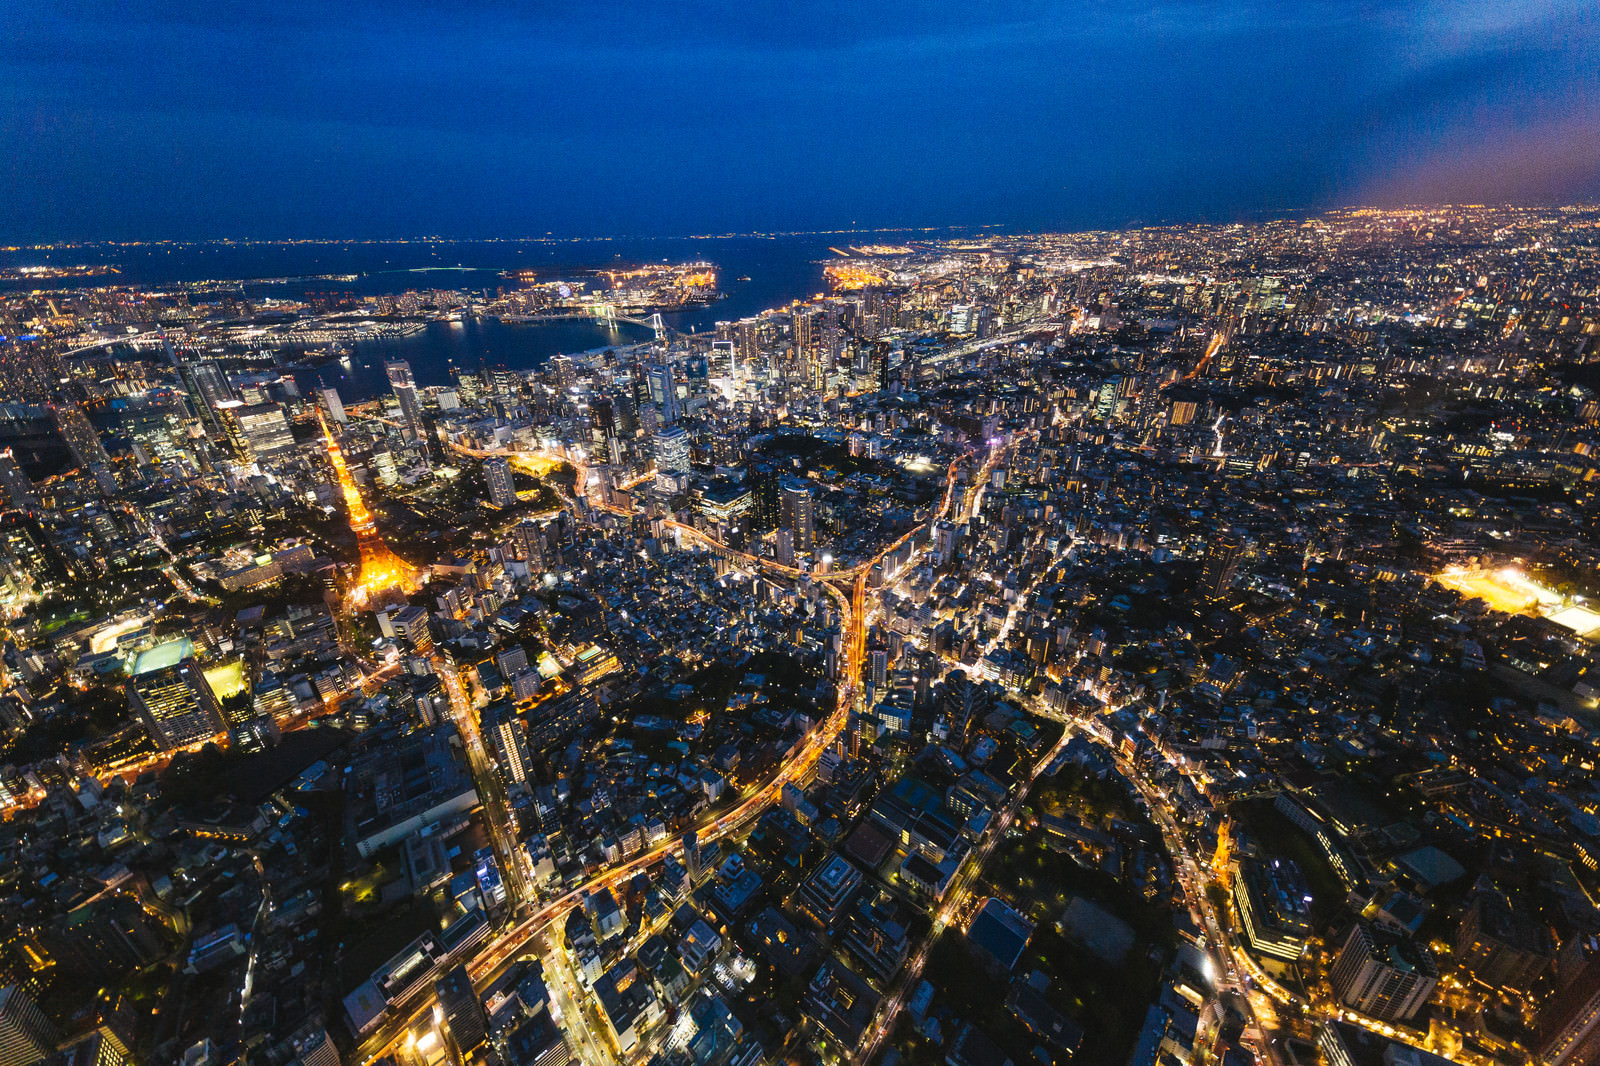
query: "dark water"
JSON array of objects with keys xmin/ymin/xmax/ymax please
[
  {"xmin": 299, "ymin": 317, "xmax": 657, "ymax": 400},
  {"xmin": 2, "ymin": 233, "xmax": 951, "ymax": 400}
]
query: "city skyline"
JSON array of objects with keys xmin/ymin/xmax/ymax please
[{"xmin": 6, "ymin": 3, "xmax": 1600, "ymax": 1065}]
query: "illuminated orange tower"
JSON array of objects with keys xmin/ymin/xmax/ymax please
[{"xmin": 318, "ymin": 411, "xmax": 419, "ymax": 603}]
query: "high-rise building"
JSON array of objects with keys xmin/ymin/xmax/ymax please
[
  {"xmin": 127, "ymin": 641, "xmax": 225, "ymax": 751},
  {"xmin": 1455, "ymin": 893, "xmax": 1552, "ymax": 993},
  {"xmin": 646, "ymin": 364, "xmax": 678, "ymax": 423},
  {"xmin": 868, "ymin": 648, "xmax": 889, "ymax": 689},
  {"xmin": 377, "ymin": 604, "xmax": 433, "ymax": 656},
  {"xmin": 52, "ymin": 404, "xmax": 118, "ymax": 496},
  {"xmin": 1536, "ymin": 954, "xmax": 1600, "ymax": 1066},
  {"xmin": 484, "ymin": 700, "xmax": 531, "ymax": 787},
  {"xmin": 179, "ymin": 361, "xmax": 235, "ymax": 433},
  {"xmin": 0, "ymin": 451, "xmax": 37, "ymax": 513},
  {"xmin": 711, "ymin": 339, "xmax": 737, "ymax": 385},
  {"xmin": 932, "ymin": 520, "xmax": 959, "ymax": 567},
  {"xmin": 485, "ymin": 457, "xmax": 517, "ymax": 508},
  {"xmin": 1328, "ymin": 922, "xmax": 1438, "ymax": 1023},
  {"xmin": 54, "ymin": 404, "xmax": 109, "ymax": 467},
  {"xmin": 682, "ymin": 832, "xmax": 701, "ymax": 882},
  {"xmin": 284, "ymin": 1026, "xmax": 339, "ymax": 1066},
  {"xmin": 0, "ymin": 985, "xmax": 59, "ymax": 1066},
  {"xmin": 49, "ymin": 1028, "xmax": 130, "ymax": 1066},
  {"xmin": 780, "ymin": 479, "xmax": 815, "ymax": 554},
  {"xmin": 748, "ymin": 463, "xmax": 780, "ymax": 533},
  {"xmin": 1232, "ymin": 858, "xmax": 1313, "ymax": 961},
  {"xmin": 435, "ymin": 963, "xmax": 488, "ymax": 1057},
  {"xmin": 653, "ymin": 425, "xmax": 691, "ymax": 477},
  {"xmin": 792, "ymin": 306, "xmax": 815, "ymax": 365},
  {"xmin": 386, "ymin": 360, "xmax": 423, "ymax": 441},
  {"xmin": 1201, "ymin": 530, "xmax": 1244, "ymax": 597},
  {"xmin": 0, "ymin": 514, "xmax": 70, "ymax": 592},
  {"xmin": 320, "ymin": 386, "xmax": 347, "ymax": 425},
  {"xmin": 220, "ymin": 402, "xmax": 296, "ymax": 464}
]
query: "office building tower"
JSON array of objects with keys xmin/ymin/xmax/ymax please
[
  {"xmin": 484, "ymin": 701, "xmax": 531, "ymax": 787},
  {"xmin": 646, "ymin": 364, "xmax": 678, "ymax": 423},
  {"xmin": 1232, "ymin": 858, "xmax": 1313, "ymax": 961},
  {"xmin": 50, "ymin": 1028, "xmax": 131, "ymax": 1066},
  {"xmin": 792, "ymin": 306, "xmax": 814, "ymax": 363},
  {"xmin": 0, "ymin": 985, "xmax": 59, "ymax": 1066},
  {"xmin": 53, "ymin": 404, "xmax": 118, "ymax": 496},
  {"xmin": 436, "ymin": 964, "xmax": 488, "ymax": 1057},
  {"xmin": 179, "ymin": 360, "xmax": 235, "ymax": 433},
  {"xmin": 653, "ymin": 425, "xmax": 690, "ymax": 476},
  {"xmin": 485, "ymin": 457, "xmax": 517, "ymax": 508},
  {"xmin": 682, "ymin": 832, "xmax": 701, "ymax": 881},
  {"xmin": 868, "ymin": 648, "xmax": 889, "ymax": 688},
  {"xmin": 220, "ymin": 402, "xmax": 296, "ymax": 464},
  {"xmin": 284, "ymin": 1027, "xmax": 338, "ymax": 1066},
  {"xmin": 711, "ymin": 339, "xmax": 737, "ymax": 385},
  {"xmin": 377, "ymin": 604, "xmax": 433, "ymax": 656},
  {"xmin": 0, "ymin": 514, "xmax": 69, "ymax": 591},
  {"xmin": 1455, "ymin": 893, "xmax": 1552, "ymax": 993},
  {"xmin": 747, "ymin": 463, "xmax": 780, "ymax": 532},
  {"xmin": 780, "ymin": 479, "xmax": 815, "ymax": 553},
  {"xmin": 1536, "ymin": 955, "xmax": 1600, "ymax": 1066},
  {"xmin": 590, "ymin": 396, "xmax": 617, "ymax": 449},
  {"xmin": 320, "ymin": 386, "xmax": 346, "ymax": 425},
  {"xmin": 1328, "ymin": 922, "xmax": 1438, "ymax": 1023},
  {"xmin": 385, "ymin": 360, "xmax": 423, "ymax": 441},
  {"xmin": 127, "ymin": 642, "xmax": 225, "ymax": 751},
  {"xmin": 932, "ymin": 519, "xmax": 959, "ymax": 566},
  {"xmin": 1201, "ymin": 530, "xmax": 1244, "ymax": 597},
  {"xmin": 0, "ymin": 451, "xmax": 37, "ymax": 513}
]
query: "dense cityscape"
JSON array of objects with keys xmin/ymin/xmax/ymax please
[{"xmin": 2, "ymin": 204, "xmax": 1600, "ymax": 1066}]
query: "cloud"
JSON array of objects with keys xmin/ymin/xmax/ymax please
[{"xmin": 1355, "ymin": 110, "xmax": 1600, "ymax": 206}]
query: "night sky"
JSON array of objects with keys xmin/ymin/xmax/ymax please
[{"xmin": 3, "ymin": 1, "xmax": 1597, "ymax": 240}]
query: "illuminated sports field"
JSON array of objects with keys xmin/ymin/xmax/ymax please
[
  {"xmin": 1440, "ymin": 563, "xmax": 1561, "ymax": 614},
  {"xmin": 1434, "ymin": 567, "xmax": 1563, "ymax": 617}
]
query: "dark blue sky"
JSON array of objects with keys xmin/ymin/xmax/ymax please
[{"xmin": 3, "ymin": 1, "xmax": 1596, "ymax": 240}]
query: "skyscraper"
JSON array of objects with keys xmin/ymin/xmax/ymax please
[
  {"xmin": 1536, "ymin": 955, "xmax": 1600, "ymax": 1066},
  {"xmin": 484, "ymin": 457, "xmax": 517, "ymax": 508},
  {"xmin": 0, "ymin": 451, "xmax": 37, "ymax": 513},
  {"xmin": 127, "ymin": 642, "xmax": 225, "ymax": 751},
  {"xmin": 320, "ymin": 385, "xmax": 346, "ymax": 425},
  {"xmin": 220, "ymin": 402, "xmax": 296, "ymax": 464},
  {"xmin": 1327, "ymin": 922, "xmax": 1438, "ymax": 1023},
  {"xmin": 435, "ymin": 963, "xmax": 488, "ymax": 1057},
  {"xmin": 1201, "ymin": 530, "xmax": 1244, "ymax": 597},
  {"xmin": 52, "ymin": 404, "xmax": 118, "ymax": 497},
  {"xmin": 781, "ymin": 479, "xmax": 815, "ymax": 553},
  {"xmin": 386, "ymin": 360, "xmax": 422, "ymax": 441},
  {"xmin": 0, "ymin": 985, "xmax": 59, "ymax": 1066},
  {"xmin": 484, "ymin": 700, "xmax": 531, "ymax": 787},
  {"xmin": 178, "ymin": 360, "xmax": 235, "ymax": 433},
  {"xmin": 653, "ymin": 424, "xmax": 691, "ymax": 477},
  {"xmin": 646, "ymin": 363, "xmax": 678, "ymax": 423}
]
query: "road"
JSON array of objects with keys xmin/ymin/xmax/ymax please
[
  {"xmin": 356, "ymin": 428, "xmax": 1004, "ymax": 1060},
  {"xmin": 1102, "ymin": 739, "xmax": 1284, "ymax": 1066},
  {"xmin": 432, "ymin": 651, "xmax": 535, "ymax": 908},
  {"xmin": 355, "ymin": 486, "xmax": 930, "ymax": 1061},
  {"xmin": 852, "ymin": 723, "xmax": 1075, "ymax": 1065},
  {"xmin": 538, "ymin": 930, "xmax": 619, "ymax": 1066}
]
